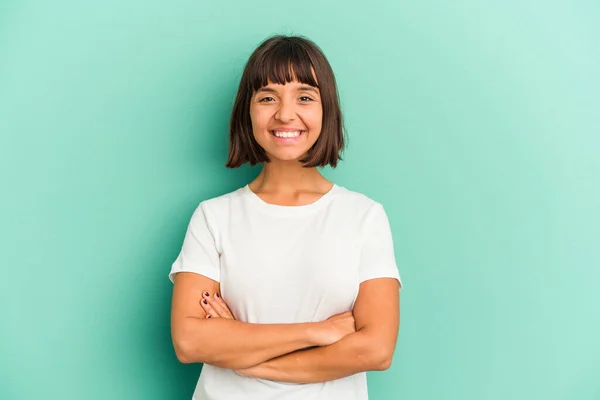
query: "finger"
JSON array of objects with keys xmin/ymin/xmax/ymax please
[
  {"xmin": 203, "ymin": 292, "xmax": 234, "ymax": 319},
  {"xmin": 200, "ymin": 297, "xmax": 219, "ymax": 318},
  {"xmin": 212, "ymin": 293, "xmax": 235, "ymax": 319},
  {"xmin": 202, "ymin": 292, "xmax": 230, "ymax": 318}
]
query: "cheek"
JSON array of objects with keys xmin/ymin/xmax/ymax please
[
  {"xmin": 250, "ymin": 109, "xmax": 270, "ymax": 133},
  {"xmin": 307, "ymin": 109, "xmax": 323, "ymax": 132}
]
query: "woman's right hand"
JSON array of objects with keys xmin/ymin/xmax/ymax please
[{"xmin": 313, "ymin": 311, "xmax": 356, "ymax": 347}]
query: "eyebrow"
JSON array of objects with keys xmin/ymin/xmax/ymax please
[
  {"xmin": 298, "ymin": 86, "xmax": 319, "ymax": 94},
  {"xmin": 256, "ymin": 87, "xmax": 277, "ymax": 94},
  {"xmin": 256, "ymin": 86, "xmax": 320, "ymax": 95}
]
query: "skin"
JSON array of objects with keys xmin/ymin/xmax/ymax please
[
  {"xmin": 248, "ymin": 79, "xmax": 333, "ymax": 205},
  {"xmin": 170, "ymin": 78, "xmax": 401, "ymax": 382},
  {"xmin": 251, "ymin": 80, "xmax": 322, "ymax": 164},
  {"xmin": 200, "ymin": 279, "xmax": 400, "ymax": 382},
  {"xmin": 171, "ymin": 274, "xmax": 356, "ymax": 368}
]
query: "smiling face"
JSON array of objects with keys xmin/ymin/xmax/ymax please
[
  {"xmin": 249, "ymin": 80, "xmax": 323, "ymax": 163},
  {"xmin": 226, "ymin": 36, "xmax": 345, "ymax": 169}
]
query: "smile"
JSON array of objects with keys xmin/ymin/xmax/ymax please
[{"xmin": 270, "ymin": 130, "xmax": 304, "ymax": 138}]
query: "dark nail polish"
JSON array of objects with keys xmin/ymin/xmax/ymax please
[
  {"xmin": 202, "ymin": 299, "xmax": 207, "ymax": 304},
  {"xmin": 215, "ymin": 293, "xmax": 220, "ymax": 298},
  {"xmin": 206, "ymin": 315, "xmax": 211, "ymax": 319},
  {"xmin": 204, "ymin": 292, "xmax": 209, "ymax": 297}
]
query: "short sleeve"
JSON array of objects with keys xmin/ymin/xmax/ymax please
[
  {"xmin": 359, "ymin": 203, "xmax": 403, "ymax": 289},
  {"xmin": 169, "ymin": 203, "xmax": 220, "ymax": 283}
]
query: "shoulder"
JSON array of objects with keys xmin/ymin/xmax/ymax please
[
  {"xmin": 332, "ymin": 184, "xmax": 385, "ymax": 213},
  {"xmin": 329, "ymin": 184, "xmax": 392, "ymax": 228},
  {"xmin": 199, "ymin": 186, "xmax": 246, "ymax": 213},
  {"xmin": 187, "ymin": 186, "xmax": 247, "ymax": 227},
  {"xmin": 332, "ymin": 186, "xmax": 396, "ymax": 244}
]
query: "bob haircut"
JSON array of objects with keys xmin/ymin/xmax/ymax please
[{"xmin": 226, "ymin": 35, "xmax": 345, "ymax": 168}]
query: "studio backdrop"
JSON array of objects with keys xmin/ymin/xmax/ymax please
[{"xmin": 1, "ymin": 1, "xmax": 598, "ymax": 399}]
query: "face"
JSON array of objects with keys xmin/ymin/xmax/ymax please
[{"xmin": 249, "ymin": 80, "xmax": 323, "ymax": 163}]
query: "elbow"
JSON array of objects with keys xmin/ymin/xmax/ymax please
[
  {"xmin": 175, "ymin": 351, "xmax": 193, "ymax": 365},
  {"xmin": 172, "ymin": 331, "xmax": 211, "ymax": 365},
  {"xmin": 173, "ymin": 336, "xmax": 195, "ymax": 364},
  {"xmin": 172, "ymin": 319, "xmax": 214, "ymax": 364},
  {"xmin": 367, "ymin": 347, "xmax": 394, "ymax": 371},
  {"xmin": 176, "ymin": 353, "xmax": 193, "ymax": 364},
  {"xmin": 373, "ymin": 353, "xmax": 393, "ymax": 371},
  {"xmin": 354, "ymin": 333, "xmax": 395, "ymax": 371}
]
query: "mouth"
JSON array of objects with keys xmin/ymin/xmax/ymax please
[{"xmin": 270, "ymin": 130, "xmax": 306, "ymax": 144}]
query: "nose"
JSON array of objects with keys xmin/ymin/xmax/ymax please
[{"xmin": 274, "ymin": 99, "xmax": 296, "ymax": 123}]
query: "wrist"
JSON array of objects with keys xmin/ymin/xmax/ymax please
[{"xmin": 305, "ymin": 321, "xmax": 327, "ymax": 347}]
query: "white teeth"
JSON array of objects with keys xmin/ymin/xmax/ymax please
[{"xmin": 273, "ymin": 131, "xmax": 302, "ymax": 138}]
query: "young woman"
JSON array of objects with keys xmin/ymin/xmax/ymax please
[{"xmin": 169, "ymin": 35, "xmax": 403, "ymax": 400}]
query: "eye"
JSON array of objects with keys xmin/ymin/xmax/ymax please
[
  {"xmin": 259, "ymin": 96, "xmax": 275, "ymax": 103},
  {"xmin": 299, "ymin": 96, "xmax": 314, "ymax": 102}
]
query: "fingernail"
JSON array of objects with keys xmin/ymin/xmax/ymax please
[
  {"xmin": 204, "ymin": 292, "xmax": 210, "ymax": 297},
  {"xmin": 206, "ymin": 315, "xmax": 211, "ymax": 319},
  {"xmin": 215, "ymin": 293, "xmax": 220, "ymax": 298},
  {"xmin": 202, "ymin": 299, "xmax": 207, "ymax": 304}
]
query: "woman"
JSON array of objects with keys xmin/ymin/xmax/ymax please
[{"xmin": 169, "ymin": 35, "xmax": 403, "ymax": 400}]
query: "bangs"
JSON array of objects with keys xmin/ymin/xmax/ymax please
[
  {"xmin": 248, "ymin": 40, "xmax": 319, "ymax": 92},
  {"xmin": 228, "ymin": 35, "xmax": 344, "ymax": 169}
]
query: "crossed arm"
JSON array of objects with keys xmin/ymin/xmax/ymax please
[{"xmin": 170, "ymin": 272, "xmax": 400, "ymax": 383}]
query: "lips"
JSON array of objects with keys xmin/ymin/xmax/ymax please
[{"xmin": 269, "ymin": 130, "xmax": 305, "ymax": 143}]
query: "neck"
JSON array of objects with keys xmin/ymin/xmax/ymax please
[{"xmin": 251, "ymin": 159, "xmax": 329, "ymax": 193}]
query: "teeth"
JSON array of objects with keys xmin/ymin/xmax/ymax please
[{"xmin": 273, "ymin": 131, "xmax": 302, "ymax": 138}]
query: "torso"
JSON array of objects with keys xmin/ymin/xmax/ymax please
[{"xmin": 181, "ymin": 183, "xmax": 393, "ymax": 400}]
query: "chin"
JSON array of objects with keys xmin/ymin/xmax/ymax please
[{"xmin": 267, "ymin": 151, "xmax": 309, "ymax": 163}]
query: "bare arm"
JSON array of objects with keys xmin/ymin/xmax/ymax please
[
  {"xmin": 236, "ymin": 278, "xmax": 400, "ymax": 383},
  {"xmin": 170, "ymin": 272, "xmax": 353, "ymax": 369}
]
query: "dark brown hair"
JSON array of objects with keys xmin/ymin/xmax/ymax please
[{"xmin": 226, "ymin": 35, "xmax": 345, "ymax": 168}]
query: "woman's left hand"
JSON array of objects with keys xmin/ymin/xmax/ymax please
[
  {"xmin": 200, "ymin": 291, "xmax": 235, "ymax": 320},
  {"xmin": 200, "ymin": 292, "xmax": 250, "ymax": 376}
]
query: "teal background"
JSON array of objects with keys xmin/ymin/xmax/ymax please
[{"xmin": 1, "ymin": 1, "xmax": 599, "ymax": 399}]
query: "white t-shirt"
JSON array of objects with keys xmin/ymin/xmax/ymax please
[{"xmin": 169, "ymin": 183, "xmax": 403, "ymax": 400}]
